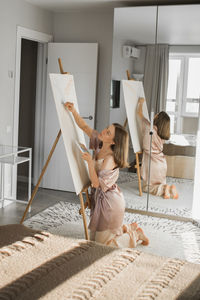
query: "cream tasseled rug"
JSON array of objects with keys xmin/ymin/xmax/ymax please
[
  {"xmin": 24, "ymin": 201, "xmax": 200, "ymax": 264},
  {"xmin": 1, "ymin": 224, "xmax": 200, "ymax": 300}
]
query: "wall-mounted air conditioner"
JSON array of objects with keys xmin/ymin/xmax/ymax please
[
  {"xmin": 130, "ymin": 47, "xmax": 140, "ymax": 59},
  {"xmin": 122, "ymin": 45, "xmax": 132, "ymax": 58},
  {"xmin": 122, "ymin": 45, "xmax": 140, "ymax": 59}
]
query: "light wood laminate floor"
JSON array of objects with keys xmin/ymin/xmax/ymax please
[{"xmin": 0, "ymin": 183, "xmax": 79, "ymax": 225}]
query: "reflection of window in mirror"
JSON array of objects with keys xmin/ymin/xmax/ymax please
[
  {"xmin": 166, "ymin": 52, "xmax": 200, "ymax": 136},
  {"xmin": 110, "ymin": 80, "xmax": 120, "ymax": 108}
]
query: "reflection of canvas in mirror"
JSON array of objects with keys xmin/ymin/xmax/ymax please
[
  {"xmin": 122, "ymin": 80, "xmax": 149, "ymax": 153},
  {"xmin": 49, "ymin": 73, "xmax": 90, "ymax": 195}
]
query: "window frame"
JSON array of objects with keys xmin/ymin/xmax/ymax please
[
  {"xmin": 166, "ymin": 53, "xmax": 200, "ymax": 134},
  {"xmin": 181, "ymin": 54, "xmax": 200, "ymax": 118}
]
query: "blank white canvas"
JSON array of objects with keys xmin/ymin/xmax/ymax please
[
  {"xmin": 49, "ymin": 73, "xmax": 90, "ymax": 195},
  {"xmin": 122, "ymin": 80, "xmax": 149, "ymax": 153}
]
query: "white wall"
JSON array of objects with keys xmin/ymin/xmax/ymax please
[
  {"xmin": 110, "ymin": 38, "xmax": 134, "ymax": 125},
  {"xmin": 133, "ymin": 46, "xmax": 146, "ymax": 75},
  {"xmin": 111, "ymin": 38, "xmax": 135, "ymax": 80},
  {"xmin": 53, "ymin": 9, "xmax": 114, "ymax": 131},
  {"xmin": 0, "ymin": 0, "xmax": 53, "ymax": 146},
  {"xmin": 0, "ymin": 3, "xmax": 119, "ymax": 141},
  {"xmin": 110, "ymin": 40, "xmax": 146, "ymax": 125}
]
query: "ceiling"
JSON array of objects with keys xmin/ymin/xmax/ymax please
[{"xmin": 24, "ymin": 0, "xmax": 200, "ymax": 12}]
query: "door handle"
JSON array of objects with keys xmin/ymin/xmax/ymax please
[{"xmin": 82, "ymin": 115, "xmax": 93, "ymax": 120}]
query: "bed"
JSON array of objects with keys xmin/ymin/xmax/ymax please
[
  {"xmin": 1, "ymin": 224, "xmax": 200, "ymax": 299},
  {"xmin": 164, "ymin": 134, "xmax": 196, "ymax": 179}
]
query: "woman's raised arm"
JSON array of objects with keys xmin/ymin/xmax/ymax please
[{"xmin": 64, "ymin": 102, "xmax": 93, "ymax": 137}]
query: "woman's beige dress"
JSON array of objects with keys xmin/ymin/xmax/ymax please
[
  {"xmin": 141, "ymin": 117, "xmax": 167, "ymax": 196},
  {"xmin": 88, "ymin": 130, "xmax": 143, "ymax": 248}
]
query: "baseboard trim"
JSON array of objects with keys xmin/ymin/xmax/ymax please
[{"xmin": 125, "ymin": 207, "xmax": 194, "ymax": 223}]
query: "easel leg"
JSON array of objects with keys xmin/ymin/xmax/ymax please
[
  {"xmin": 85, "ymin": 189, "xmax": 91, "ymax": 209},
  {"xmin": 136, "ymin": 152, "xmax": 142, "ymax": 196},
  {"xmin": 79, "ymin": 192, "xmax": 89, "ymax": 240},
  {"xmin": 20, "ymin": 129, "xmax": 62, "ymax": 224},
  {"xmin": 126, "ymin": 70, "xmax": 131, "ymax": 80}
]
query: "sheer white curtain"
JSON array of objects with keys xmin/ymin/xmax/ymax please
[{"xmin": 143, "ymin": 44, "xmax": 169, "ymax": 113}]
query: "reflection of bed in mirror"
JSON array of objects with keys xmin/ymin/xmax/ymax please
[{"xmin": 164, "ymin": 134, "xmax": 196, "ymax": 179}]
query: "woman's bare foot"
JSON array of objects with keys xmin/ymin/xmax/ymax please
[
  {"xmin": 130, "ymin": 222, "xmax": 138, "ymax": 231},
  {"xmin": 170, "ymin": 184, "xmax": 179, "ymax": 199},
  {"xmin": 163, "ymin": 184, "xmax": 170, "ymax": 199},
  {"xmin": 123, "ymin": 222, "xmax": 138, "ymax": 233},
  {"xmin": 136, "ymin": 227, "xmax": 149, "ymax": 246},
  {"xmin": 122, "ymin": 224, "xmax": 128, "ymax": 233}
]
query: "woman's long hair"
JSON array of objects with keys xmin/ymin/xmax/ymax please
[
  {"xmin": 154, "ymin": 111, "xmax": 170, "ymax": 140},
  {"xmin": 111, "ymin": 123, "xmax": 129, "ymax": 168}
]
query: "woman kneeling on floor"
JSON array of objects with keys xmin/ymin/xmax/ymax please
[{"xmin": 65, "ymin": 102, "xmax": 149, "ymax": 248}]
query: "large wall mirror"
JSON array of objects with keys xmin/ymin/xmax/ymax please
[{"xmin": 111, "ymin": 4, "xmax": 200, "ymax": 219}]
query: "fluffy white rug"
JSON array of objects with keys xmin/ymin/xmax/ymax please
[
  {"xmin": 117, "ymin": 172, "xmax": 194, "ymax": 217},
  {"xmin": 24, "ymin": 201, "xmax": 200, "ymax": 264}
]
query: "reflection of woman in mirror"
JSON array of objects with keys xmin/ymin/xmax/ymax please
[
  {"xmin": 65, "ymin": 101, "xmax": 149, "ymax": 248},
  {"xmin": 137, "ymin": 98, "xmax": 178, "ymax": 199}
]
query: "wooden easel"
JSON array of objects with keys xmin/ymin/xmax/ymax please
[
  {"xmin": 20, "ymin": 58, "xmax": 91, "ymax": 240},
  {"xmin": 124, "ymin": 70, "xmax": 142, "ymax": 196}
]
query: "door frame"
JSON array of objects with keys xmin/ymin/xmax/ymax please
[{"xmin": 13, "ymin": 26, "xmax": 52, "ymax": 197}]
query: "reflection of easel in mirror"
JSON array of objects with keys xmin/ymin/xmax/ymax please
[
  {"xmin": 124, "ymin": 69, "xmax": 142, "ymax": 196},
  {"xmin": 20, "ymin": 58, "xmax": 91, "ymax": 240}
]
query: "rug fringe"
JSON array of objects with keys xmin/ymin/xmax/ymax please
[
  {"xmin": 135, "ymin": 258, "xmax": 185, "ymax": 299},
  {"xmin": 0, "ymin": 232, "xmax": 50, "ymax": 260},
  {"xmin": 0, "ymin": 241, "xmax": 96, "ymax": 299},
  {"xmin": 71, "ymin": 249, "xmax": 140, "ymax": 300}
]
